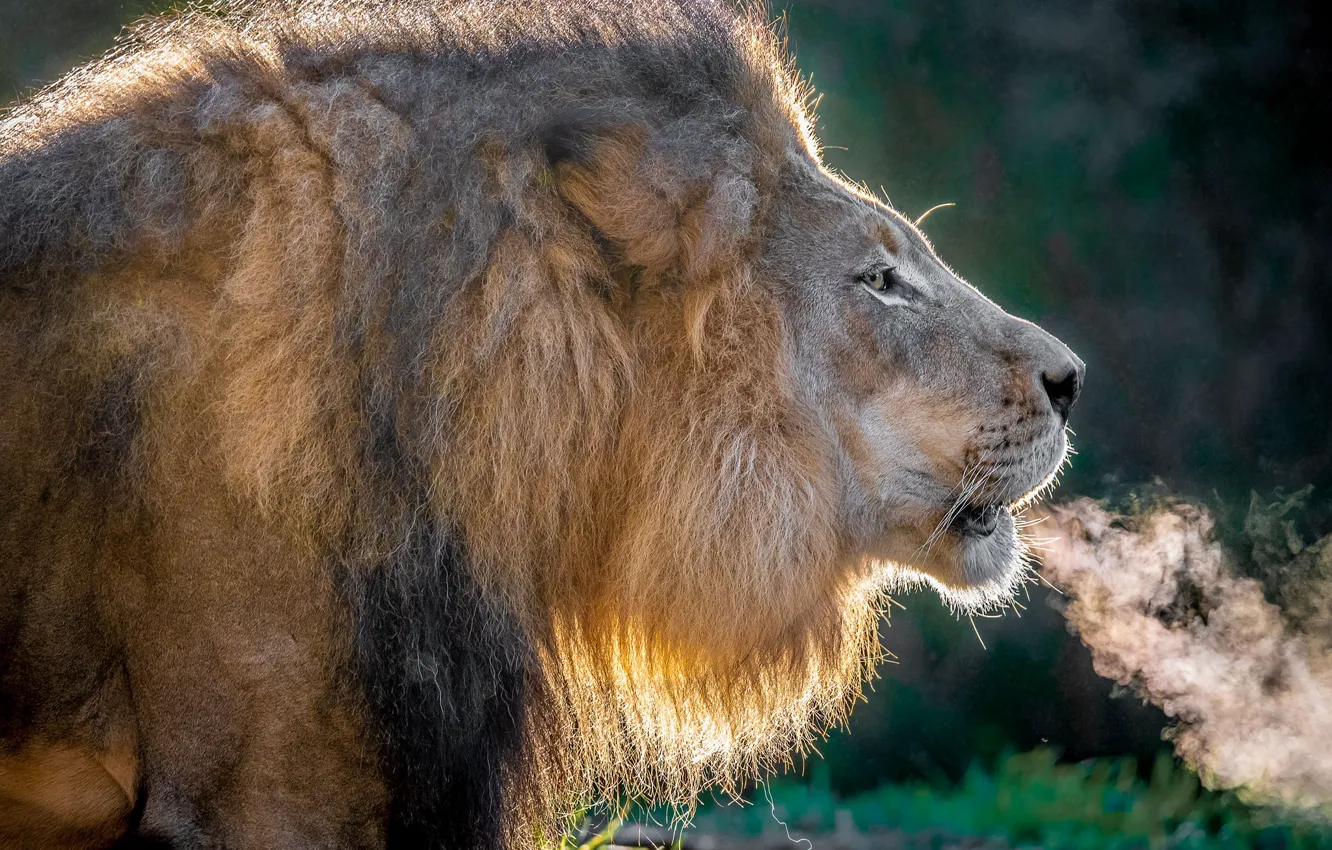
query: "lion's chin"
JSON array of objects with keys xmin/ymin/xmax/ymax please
[
  {"xmin": 952, "ymin": 504, "xmax": 1022, "ymax": 589},
  {"xmin": 885, "ymin": 505, "xmax": 1028, "ymax": 611}
]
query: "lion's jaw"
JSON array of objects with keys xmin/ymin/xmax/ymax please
[
  {"xmin": 833, "ymin": 386, "xmax": 1071, "ymax": 610},
  {"xmin": 876, "ymin": 419, "xmax": 1070, "ymax": 609}
]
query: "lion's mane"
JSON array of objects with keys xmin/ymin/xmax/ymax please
[{"xmin": 0, "ymin": 1, "xmax": 889, "ymax": 844}]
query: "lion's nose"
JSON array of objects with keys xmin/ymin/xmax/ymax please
[
  {"xmin": 1005, "ymin": 318, "xmax": 1086, "ymax": 423},
  {"xmin": 1040, "ymin": 353, "xmax": 1084, "ymax": 422}
]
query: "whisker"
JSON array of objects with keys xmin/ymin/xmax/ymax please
[
  {"xmin": 914, "ymin": 461, "xmax": 983, "ymax": 563},
  {"xmin": 911, "ymin": 446, "xmax": 1012, "ymax": 572},
  {"xmin": 1034, "ymin": 568, "xmax": 1064, "ymax": 594},
  {"xmin": 915, "ymin": 202, "xmax": 956, "ymax": 226},
  {"xmin": 968, "ymin": 614, "xmax": 987, "ymax": 650}
]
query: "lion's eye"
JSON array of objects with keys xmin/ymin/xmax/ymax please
[{"xmin": 860, "ymin": 268, "xmax": 898, "ymax": 293}]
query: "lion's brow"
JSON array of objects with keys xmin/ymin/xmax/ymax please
[{"xmin": 875, "ymin": 220, "xmax": 900, "ymax": 254}]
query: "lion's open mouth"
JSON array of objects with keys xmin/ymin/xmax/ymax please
[{"xmin": 950, "ymin": 503, "xmax": 1010, "ymax": 538}]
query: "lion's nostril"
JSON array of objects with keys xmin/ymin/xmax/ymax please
[
  {"xmin": 1010, "ymin": 320, "xmax": 1085, "ymax": 426},
  {"xmin": 1042, "ymin": 365, "xmax": 1082, "ymax": 422}
]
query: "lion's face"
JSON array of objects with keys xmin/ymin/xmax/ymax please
[{"xmin": 765, "ymin": 156, "xmax": 1083, "ymax": 604}]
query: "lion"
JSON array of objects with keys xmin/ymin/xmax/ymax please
[{"xmin": 0, "ymin": 0, "xmax": 1084, "ymax": 847}]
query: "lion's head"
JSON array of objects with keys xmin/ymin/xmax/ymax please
[
  {"xmin": 501, "ymin": 98, "xmax": 1082, "ymax": 804},
  {"xmin": 519, "ymin": 118, "xmax": 1081, "ymax": 623}
]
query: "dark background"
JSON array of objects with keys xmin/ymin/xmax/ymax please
[{"xmin": 5, "ymin": 0, "xmax": 1329, "ymax": 796}]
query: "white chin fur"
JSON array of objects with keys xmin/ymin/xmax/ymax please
[
  {"xmin": 943, "ymin": 507, "xmax": 1027, "ymax": 610},
  {"xmin": 874, "ymin": 507, "xmax": 1032, "ymax": 613}
]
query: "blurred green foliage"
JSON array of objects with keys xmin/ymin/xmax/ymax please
[
  {"xmin": 694, "ymin": 749, "xmax": 1332, "ymax": 849},
  {"xmin": 0, "ymin": 0, "xmax": 157, "ymax": 100}
]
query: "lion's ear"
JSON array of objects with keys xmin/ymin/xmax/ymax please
[{"xmin": 543, "ymin": 117, "xmax": 757, "ymax": 279}]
